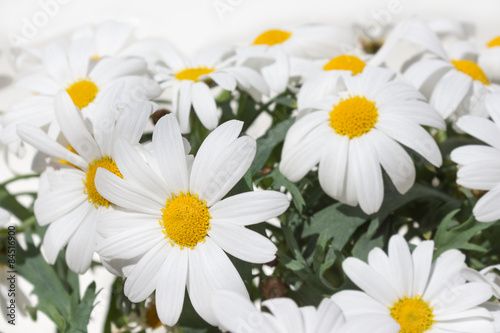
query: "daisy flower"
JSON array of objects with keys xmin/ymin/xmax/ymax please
[
  {"xmin": 280, "ymin": 67, "xmax": 444, "ymax": 214},
  {"xmin": 131, "ymin": 41, "xmax": 269, "ymax": 133},
  {"xmin": 212, "ymin": 290, "xmax": 399, "ymax": 332},
  {"xmin": 332, "ymin": 235, "xmax": 495, "ymax": 332},
  {"xmin": 451, "ymin": 93, "xmax": 500, "ymax": 222},
  {"xmin": 237, "ymin": 24, "xmax": 354, "ymax": 93},
  {"xmin": 394, "ymin": 19, "xmax": 496, "ymax": 119},
  {"xmin": 1, "ymin": 37, "xmax": 159, "ymax": 155},
  {"xmin": 15, "ymin": 84, "xmax": 157, "ymax": 273},
  {"xmin": 93, "ymin": 114, "xmax": 290, "ymax": 326},
  {"xmin": 71, "ymin": 20, "xmax": 136, "ymax": 60}
]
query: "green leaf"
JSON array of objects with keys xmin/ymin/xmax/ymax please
[
  {"xmin": 269, "ymin": 169, "xmax": 305, "ymax": 212},
  {"xmin": 68, "ymin": 282, "xmax": 98, "ymax": 333},
  {"xmin": 433, "ymin": 209, "xmax": 495, "ymax": 257},
  {"xmin": 251, "ymin": 118, "xmax": 294, "ymax": 176}
]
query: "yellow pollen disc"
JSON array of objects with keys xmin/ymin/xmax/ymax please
[
  {"xmin": 175, "ymin": 67, "xmax": 215, "ymax": 82},
  {"xmin": 252, "ymin": 29, "xmax": 292, "ymax": 46},
  {"xmin": 160, "ymin": 191, "xmax": 211, "ymax": 249},
  {"xmin": 329, "ymin": 96, "xmax": 378, "ymax": 139},
  {"xmin": 83, "ymin": 156, "xmax": 122, "ymax": 208},
  {"xmin": 487, "ymin": 36, "xmax": 500, "ymax": 48},
  {"xmin": 90, "ymin": 55, "xmax": 100, "ymax": 61},
  {"xmin": 390, "ymin": 295, "xmax": 434, "ymax": 333},
  {"xmin": 451, "ymin": 59, "xmax": 490, "ymax": 85},
  {"xmin": 66, "ymin": 79, "xmax": 99, "ymax": 109},
  {"xmin": 323, "ymin": 55, "xmax": 366, "ymax": 75}
]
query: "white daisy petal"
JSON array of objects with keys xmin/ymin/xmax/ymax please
[
  {"xmin": 318, "ymin": 134, "xmax": 350, "ymax": 200},
  {"xmin": 112, "ymin": 101, "xmax": 154, "ymax": 146},
  {"xmin": 431, "ymin": 282, "xmax": 493, "ymax": 315},
  {"xmin": 209, "ymin": 191, "xmax": 289, "ymax": 225},
  {"xmin": 93, "ymin": 82, "xmax": 124, "ymax": 156},
  {"xmin": 34, "ymin": 186, "xmax": 86, "ymax": 226},
  {"xmin": 156, "ymin": 248, "xmax": 188, "ymax": 326},
  {"xmin": 42, "ymin": 41, "xmax": 71, "ymax": 85},
  {"xmin": 456, "ymin": 161, "xmax": 500, "ymax": 190},
  {"xmin": 97, "ymin": 227, "xmax": 164, "ymax": 260},
  {"xmin": 411, "ymin": 240, "xmax": 434, "ymax": 296},
  {"xmin": 65, "ymin": 209, "xmax": 98, "ymax": 274},
  {"xmin": 350, "ymin": 136, "xmax": 384, "ymax": 215},
  {"xmin": 187, "ymin": 238, "xmax": 248, "ymax": 326},
  {"xmin": 332, "ymin": 290, "xmax": 389, "ymax": 316},
  {"xmin": 212, "ymin": 290, "xmax": 274, "ymax": 333},
  {"xmin": 16, "ymin": 124, "xmax": 88, "ymax": 170},
  {"xmin": 152, "ymin": 115, "xmax": 189, "ymax": 194},
  {"xmin": 95, "ymin": 168, "xmax": 164, "ymax": 214},
  {"xmin": 114, "ymin": 139, "xmax": 170, "ymax": 201},
  {"xmin": 42, "ymin": 201, "xmax": 92, "ymax": 264},
  {"xmin": 208, "ymin": 220, "xmax": 277, "ymax": 263},
  {"xmin": 342, "ymin": 258, "xmax": 399, "ymax": 306},
  {"xmin": 368, "ymin": 129, "xmax": 416, "ymax": 194},
  {"xmin": 262, "ymin": 46, "xmax": 289, "ymax": 93},
  {"xmin": 262, "ymin": 298, "xmax": 304, "ymax": 333},
  {"xmin": 451, "ymin": 145, "xmax": 500, "ymax": 165},
  {"xmin": 430, "ymin": 69, "xmax": 472, "ymax": 119},
  {"xmin": 15, "ymin": 74, "xmax": 60, "ymax": 95},
  {"xmin": 473, "ymin": 183, "xmax": 500, "ymax": 222},
  {"xmin": 388, "ymin": 235, "xmax": 414, "ymax": 297},
  {"xmin": 191, "ymin": 82, "xmax": 218, "ymax": 130},
  {"xmin": 178, "ymin": 80, "xmax": 193, "ymax": 134},
  {"xmin": 423, "ymin": 249, "xmax": 466, "ymax": 301},
  {"xmin": 485, "ymin": 93, "xmax": 500, "ymax": 125},
  {"xmin": 456, "ymin": 116, "xmax": 500, "ymax": 151},
  {"xmin": 404, "ymin": 58, "xmax": 452, "ymax": 91},
  {"xmin": 98, "ymin": 210, "xmax": 160, "ymax": 238},
  {"xmin": 124, "ymin": 241, "xmax": 171, "ymax": 302},
  {"xmin": 54, "ymin": 91, "xmax": 100, "ymax": 162},
  {"xmin": 376, "ymin": 118, "xmax": 442, "ymax": 167},
  {"xmin": 68, "ymin": 38, "xmax": 91, "ymax": 81},
  {"xmin": 208, "ymin": 71, "xmax": 237, "ymax": 91},
  {"xmin": 90, "ymin": 58, "xmax": 146, "ymax": 85}
]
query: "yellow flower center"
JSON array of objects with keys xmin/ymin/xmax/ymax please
[
  {"xmin": 252, "ymin": 29, "xmax": 292, "ymax": 46},
  {"xmin": 175, "ymin": 67, "xmax": 215, "ymax": 82},
  {"xmin": 160, "ymin": 191, "xmax": 211, "ymax": 249},
  {"xmin": 83, "ymin": 156, "xmax": 122, "ymax": 208},
  {"xmin": 329, "ymin": 96, "xmax": 378, "ymax": 139},
  {"xmin": 323, "ymin": 55, "xmax": 366, "ymax": 75},
  {"xmin": 451, "ymin": 59, "xmax": 490, "ymax": 85},
  {"xmin": 487, "ymin": 36, "xmax": 500, "ymax": 48},
  {"xmin": 66, "ymin": 79, "xmax": 99, "ymax": 109},
  {"xmin": 390, "ymin": 295, "xmax": 434, "ymax": 333},
  {"xmin": 90, "ymin": 55, "xmax": 100, "ymax": 61}
]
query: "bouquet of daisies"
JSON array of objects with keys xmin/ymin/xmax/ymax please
[{"xmin": 1, "ymin": 18, "xmax": 500, "ymax": 332}]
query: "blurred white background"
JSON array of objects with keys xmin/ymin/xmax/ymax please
[{"xmin": 1, "ymin": 0, "xmax": 500, "ymax": 331}]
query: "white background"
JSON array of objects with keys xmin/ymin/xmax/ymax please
[{"xmin": 1, "ymin": 0, "xmax": 500, "ymax": 331}]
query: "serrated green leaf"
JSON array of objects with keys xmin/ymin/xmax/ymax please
[
  {"xmin": 68, "ymin": 282, "xmax": 98, "ymax": 333},
  {"xmin": 433, "ymin": 210, "xmax": 495, "ymax": 257}
]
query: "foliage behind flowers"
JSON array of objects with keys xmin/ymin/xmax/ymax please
[{"xmin": 1, "ymin": 18, "xmax": 500, "ymax": 332}]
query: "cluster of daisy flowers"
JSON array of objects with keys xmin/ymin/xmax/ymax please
[{"xmin": 1, "ymin": 17, "xmax": 500, "ymax": 332}]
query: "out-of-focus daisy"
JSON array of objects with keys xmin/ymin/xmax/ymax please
[
  {"xmin": 393, "ymin": 19, "xmax": 496, "ymax": 120},
  {"xmin": 0, "ymin": 208, "xmax": 10, "ymax": 226},
  {"xmin": 212, "ymin": 290, "xmax": 399, "ymax": 332},
  {"xmin": 94, "ymin": 114, "xmax": 289, "ymax": 326},
  {"xmin": 16, "ymin": 85, "xmax": 157, "ymax": 273},
  {"xmin": 451, "ymin": 93, "xmax": 500, "ymax": 222},
  {"xmin": 1, "ymin": 37, "xmax": 159, "ymax": 155},
  {"xmin": 71, "ymin": 20, "xmax": 136, "ymax": 60},
  {"xmin": 280, "ymin": 67, "xmax": 444, "ymax": 214},
  {"xmin": 133, "ymin": 42, "xmax": 269, "ymax": 133},
  {"xmin": 333, "ymin": 235, "xmax": 495, "ymax": 332},
  {"xmin": 238, "ymin": 24, "xmax": 353, "ymax": 93}
]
